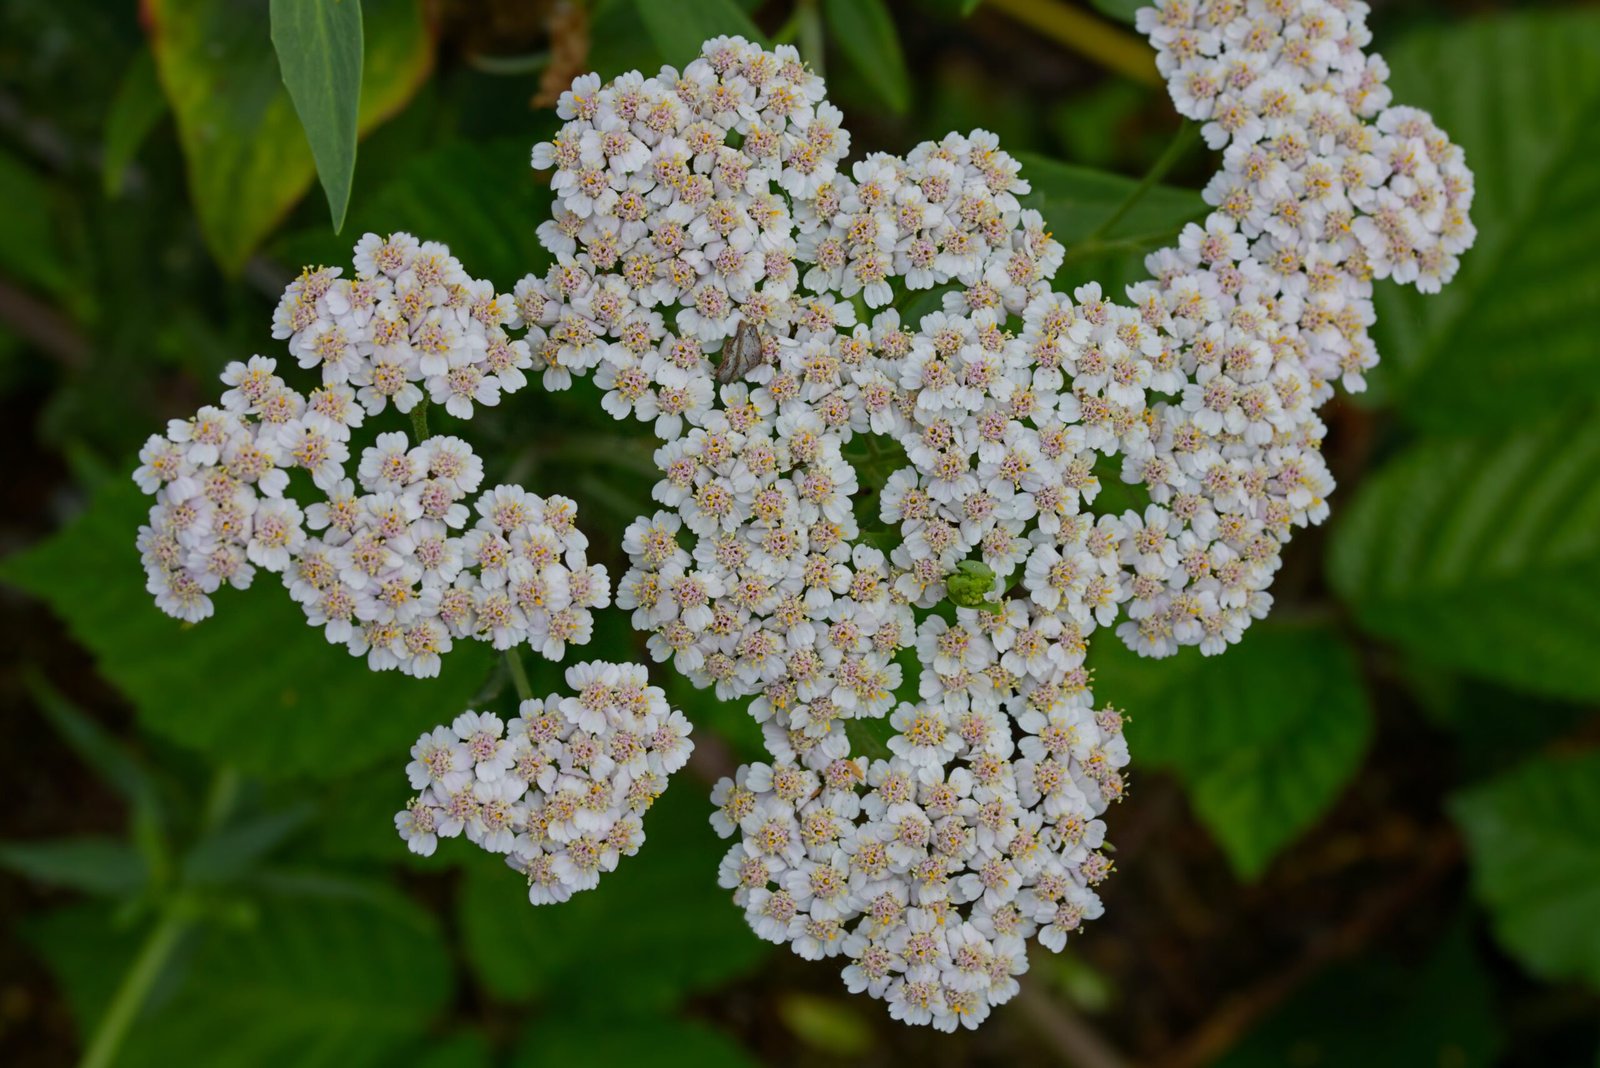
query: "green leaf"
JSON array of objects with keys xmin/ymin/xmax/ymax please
[
  {"xmin": 1217, "ymin": 917, "xmax": 1502, "ymax": 1067},
  {"xmin": 0, "ymin": 477, "xmax": 495, "ymax": 781},
  {"xmin": 1015, "ymin": 151, "xmax": 1203, "ymax": 245},
  {"xmin": 460, "ymin": 782, "xmax": 767, "ymax": 1009},
  {"xmin": 823, "ymin": 0, "xmax": 911, "ymax": 114},
  {"xmin": 1327, "ymin": 413, "xmax": 1600, "ymax": 702},
  {"xmin": 84, "ymin": 895, "xmax": 448, "ymax": 1067},
  {"xmin": 1088, "ymin": 0, "xmax": 1141, "ymax": 24},
  {"xmin": 275, "ymin": 138, "xmax": 553, "ymax": 287},
  {"xmin": 513, "ymin": 1013, "xmax": 759, "ymax": 1068},
  {"xmin": 586, "ymin": 0, "xmax": 668, "ymax": 82},
  {"xmin": 103, "ymin": 50, "xmax": 169, "ymax": 198},
  {"xmin": 1014, "ymin": 150, "xmax": 1204, "ymax": 294},
  {"xmin": 183, "ymin": 806, "xmax": 315, "ymax": 884},
  {"xmin": 27, "ymin": 675, "xmax": 172, "ymax": 881},
  {"xmin": 409, "ymin": 1032, "xmax": 494, "ymax": 1068},
  {"xmin": 28, "ymin": 674, "xmax": 158, "ymax": 813},
  {"xmin": 1369, "ymin": 10, "xmax": 1600, "ymax": 430},
  {"xmin": 270, "ymin": 0, "xmax": 365, "ymax": 233},
  {"xmin": 0, "ymin": 837, "xmax": 146, "ymax": 897},
  {"xmin": 0, "ymin": 148, "xmax": 70, "ymax": 297},
  {"xmin": 24, "ymin": 903, "xmax": 165, "ymax": 1037},
  {"xmin": 632, "ymin": 0, "xmax": 765, "ymax": 68},
  {"xmin": 145, "ymin": 0, "xmax": 431, "ymax": 273},
  {"xmin": 1452, "ymin": 750, "xmax": 1600, "ymax": 989},
  {"xmin": 1088, "ymin": 623, "xmax": 1372, "ymax": 878}
]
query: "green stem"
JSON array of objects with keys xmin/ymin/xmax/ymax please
[
  {"xmin": 79, "ymin": 763, "xmax": 241, "ymax": 1068},
  {"xmin": 1085, "ymin": 122, "xmax": 1200, "ymax": 245},
  {"xmin": 1058, "ymin": 225, "xmax": 1196, "ymax": 267},
  {"xmin": 78, "ymin": 907, "xmax": 189, "ymax": 1068},
  {"xmin": 797, "ymin": 0, "xmax": 824, "ymax": 77},
  {"xmin": 409, "ymin": 399, "xmax": 431, "ymax": 442},
  {"xmin": 505, "ymin": 649, "xmax": 534, "ymax": 703},
  {"xmin": 198, "ymin": 766, "xmax": 240, "ymax": 835}
]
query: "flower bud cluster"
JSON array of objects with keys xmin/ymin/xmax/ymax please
[{"xmin": 395, "ymin": 661, "xmax": 695, "ymax": 903}]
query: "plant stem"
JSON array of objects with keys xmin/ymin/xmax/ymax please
[
  {"xmin": 80, "ymin": 763, "xmax": 242, "ymax": 1067},
  {"xmin": 409, "ymin": 399, "xmax": 430, "ymax": 442},
  {"xmin": 985, "ymin": 0, "xmax": 1160, "ymax": 87},
  {"xmin": 797, "ymin": 0, "xmax": 825, "ymax": 77},
  {"xmin": 1058, "ymin": 223, "xmax": 1198, "ymax": 267},
  {"xmin": 78, "ymin": 907, "xmax": 189, "ymax": 1068},
  {"xmin": 1086, "ymin": 122, "xmax": 1200, "ymax": 244},
  {"xmin": 198, "ymin": 765, "xmax": 240, "ymax": 835},
  {"xmin": 505, "ymin": 649, "xmax": 534, "ymax": 702}
]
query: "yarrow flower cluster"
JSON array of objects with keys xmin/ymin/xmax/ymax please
[
  {"xmin": 126, "ymin": 0, "xmax": 1474, "ymax": 1033},
  {"xmin": 132, "ymin": 235, "xmax": 612, "ymax": 677},
  {"xmin": 395, "ymin": 661, "xmax": 695, "ymax": 902},
  {"xmin": 515, "ymin": 0, "xmax": 1472, "ymax": 1031}
]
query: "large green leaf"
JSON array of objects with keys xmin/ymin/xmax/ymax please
[
  {"xmin": 102, "ymin": 49, "xmax": 169, "ymax": 198},
  {"xmin": 145, "ymin": 0, "xmax": 431, "ymax": 273},
  {"xmin": 270, "ymin": 0, "xmax": 365, "ymax": 233},
  {"xmin": 1016, "ymin": 151, "xmax": 1203, "ymax": 245},
  {"xmin": 28, "ymin": 675, "xmax": 162, "ymax": 816},
  {"xmin": 1369, "ymin": 10, "xmax": 1600, "ymax": 430},
  {"xmin": 0, "ymin": 477, "xmax": 495, "ymax": 781},
  {"xmin": 460, "ymin": 782, "xmax": 767, "ymax": 1009},
  {"xmin": 30, "ymin": 893, "xmax": 452, "ymax": 1065},
  {"xmin": 1327, "ymin": 413, "xmax": 1600, "ymax": 702},
  {"xmin": 409, "ymin": 1032, "xmax": 494, "ymax": 1068},
  {"xmin": 23, "ymin": 903, "xmax": 164, "ymax": 1038},
  {"xmin": 824, "ymin": 0, "xmax": 911, "ymax": 114},
  {"xmin": 1088, "ymin": 0, "xmax": 1141, "ymax": 24},
  {"xmin": 1452, "ymin": 750, "xmax": 1600, "ymax": 989},
  {"xmin": 0, "ymin": 837, "xmax": 146, "ymax": 897},
  {"xmin": 275, "ymin": 138, "xmax": 553, "ymax": 288},
  {"xmin": 1088, "ymin": 623, "xmax": 1372, "ymax": 878},
  {"xmin": 513, "ymin": 1013, "xmax": 759, "ymax": 1068},
  {"xmin": 1218, "ymin": 918, "xmax": 1502, "ymax": 1067},
  {"xmin": 632, "ymin": 0, "xmax": 765, "ymax": 68},
  {"xmin": 0, "ymin": 147, "xmax": 70, "ymax": 297},
  {"xmin": 1015, "ymin": 150, "xmax": 1205, "ymax": 295}
]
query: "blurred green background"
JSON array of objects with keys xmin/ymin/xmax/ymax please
[{"xmin": 3, "ymin": 0, "xmax": 1598, "ymax": 1065}]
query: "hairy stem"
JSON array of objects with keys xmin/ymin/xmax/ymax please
[{"xmin": 409, "ymin": 399, "xmax": 431, "ymax": 442}]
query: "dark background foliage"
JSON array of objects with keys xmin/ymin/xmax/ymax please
[{"xmin": 2, "ymin": 0, "xmax": 1598, "ymax": 1065}]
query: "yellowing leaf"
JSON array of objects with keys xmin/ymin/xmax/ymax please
[{"xmin": 145, "ymin": 0, "xmax": 431, "ymax": 273}]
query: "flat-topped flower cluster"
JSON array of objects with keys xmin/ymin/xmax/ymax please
[
  {"xmin": 395, "ymin": 661, "xmax": 695, "ymax": 902},
  {"xmin": 128, "ymin": 0, "xmax": 1475, "ymax": 1034},
  {"xmin": 515, "ymin": 0, "xmax": 1472, "ymax": 1031},
  {"xmin": 132, "ymin": 236, "xmax": 611, "ymax": 677}
]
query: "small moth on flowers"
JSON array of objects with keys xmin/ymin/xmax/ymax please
[{"xmin": 715, "ymin": 320, "xmax": 770, "ymax": 384}]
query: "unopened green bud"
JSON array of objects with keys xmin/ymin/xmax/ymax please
[{"xmin": 946, "ymin": 560, "xmax": 999, "ymax": 611}]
